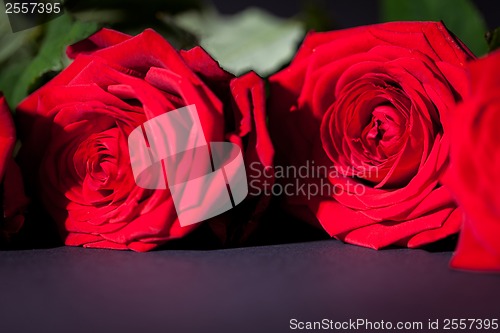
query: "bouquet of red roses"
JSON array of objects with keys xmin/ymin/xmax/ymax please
[{"xmin": 1, "ymin": 1, "xmax": 499, "ymax": 274}]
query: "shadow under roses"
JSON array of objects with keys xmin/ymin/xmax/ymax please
[{"xmin": 13, "ymin": 113, "xmax": 67, "ymax": 250}]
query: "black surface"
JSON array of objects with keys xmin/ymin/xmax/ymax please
[{"xmin": 0, "ymin": 240, "xmax": 499, "ymax": 333}]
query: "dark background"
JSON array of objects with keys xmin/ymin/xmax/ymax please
[{"xmin": 212, "ymin": 0, "xmax": 500, "ymax": 30}]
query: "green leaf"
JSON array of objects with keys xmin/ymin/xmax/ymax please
[
  {"xmin": 173, "ymin": 8, "xmax": 305, "ymax": 76},
  {"xmin": 0, "ymin": 59, "xmax": 31, "ymax": 107},
  {"xmin": 9, "ymin": 14, "xmax": 99, "ymax": 107},
  {"xmin": 381, "ymin": 0, "xmax": 488, "ymax": 56},
  {"xmin": 486, "ymin": 27, "xmax": 500, "ymax": 52},
  {"xmin": 0, "ymin": 21, "xmax": 37, "ymax": 64},
  {"xmin": 0, "ymin": 10, "xmax": 38, "ymax": 105}
]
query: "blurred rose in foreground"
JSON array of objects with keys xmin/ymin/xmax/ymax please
[
  {"xmin": 0, "ymin": 94, "xmax": 28, "ymax": 243},
  {"xmin": 446, "ymin": 51, "xmax": 500, "ymax": 272}
]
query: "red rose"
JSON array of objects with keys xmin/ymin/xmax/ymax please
[
  {"xmin": 269, "ymin": 22, "xmax": 474, "ymax": 249},
  {"xmin": 0, "ymin": 94, "xmax": 28, "ymax": 243},
  {"xmin": 446, "ymin": 51, "xmax": 500, "ymax": 272},
  {"xmin": 17, "ymin": 28, "xmax": 273, "ymax": 251}
]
